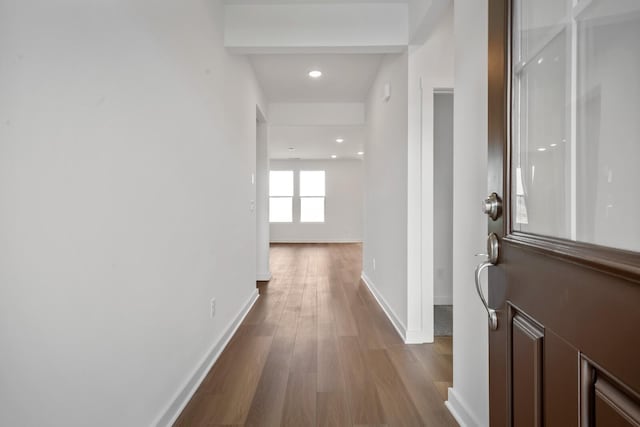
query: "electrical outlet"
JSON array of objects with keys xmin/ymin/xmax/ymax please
[
  {"xmin": 373, "ymin": 258, "xmax": 376, "ymax": 271},
  {"xmin": 210, "ymin": 298, "xmax": 216, "ymax": 318}
]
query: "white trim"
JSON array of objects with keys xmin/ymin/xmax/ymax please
[
  {"xmin": 434, "ymin": 295, "xmax": 453, "ymax": 305},
  {"xmin": 446, "ymin": 387, "xmax": 483, "ymax": 427},
  {"xmin": 270, "ymin": 239, "xmax": 362, "ymax": 244},
  {"xmin": 256, "ymin": 271, "xmax": 272, "ymax": 281},
  {"xmin": 360, "ymin": 272, "xmax": 407, "ymax": 342},
  {"xmin": 405, "ymin": 329, "xmax": 430, "ymax": 344},
  {"xmin": 569, "ymin": 3, "xmax": 578, "ymax": 240},
  {"xmin": 154, "ymin": 290, "xmax": 260, "ymax": 427}
]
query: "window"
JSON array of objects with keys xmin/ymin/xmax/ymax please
[
  {"xmin": 300, "ymin": 171, "xmax": 325, "ymax": 223},
  {"xmin": 269, "ymin": 171, "xmax": 293, "ymax": 222}
]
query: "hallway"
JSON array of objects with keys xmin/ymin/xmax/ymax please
[{"xmin": 175, "ymin": 244, "xmax": 457, "ymax": 426}]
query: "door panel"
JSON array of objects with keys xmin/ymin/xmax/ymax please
[
  {"xmin": 594, "ymin": 379, "xmax": 640, "ymax": 427},
  {"xmin": 511, "ymin": 313, "xmax": 543, "ymax": 427},
  {"xmin": 582, "ymin": 360, "xmax": 640, "ymax": 427},
  {"xmin": 544, "ymin": 330, "xmax": 579, "ymax": 427},
  {"xmin": 501, "ymin": 242, "xmax": 640, "ymax": 389},
  {"xmin": 487, "ymin": 0, "xmax": 640, "ymax": 425}
]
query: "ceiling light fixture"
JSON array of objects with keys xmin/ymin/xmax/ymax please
[
  {"xmin": 537, "ymin": 148, "xmax": 547, "ymax": 152},
  {"xmin": 331, "ymin": 154, "xmax": 337, "ymax": 159},
  {"xmin": 357, "ymin": 151, "xmax": 364, "ymax": 155},
  {"xmin": 308, "ymin": 70, "xmax": 322, "ymax": 78},
  {"xmin": 288, "ymin": 147, "xmax": 295, "ymax": 151},
  {"xmin": 549, "ymin": 143, "xmax": 557, "ymax": 148},
  {"xmin": 336, "ymin": 138, "xmax": 344, "ymax": 143}
]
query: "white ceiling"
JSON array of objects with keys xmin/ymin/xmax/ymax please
[
  {"xmin": 250, "ymin": 54, "xmax": 383, "ymax": 103},
  {"xmin": 269, "ymin": 126, "xmax": 365, "ymax": 160}
]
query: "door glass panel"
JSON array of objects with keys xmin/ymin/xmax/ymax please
[{"xmin": 512, "ymin": 0, "xmax": 640, "ymax": 252}]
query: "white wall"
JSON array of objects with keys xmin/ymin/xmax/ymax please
[
  {"xmin": 268, "ymin": 102, "xmax": 365, "ymax": 126},
  {"xmin": 363, "ymin": 52, "xmax": 409, "ymax": 335},
  {"xmin": 0, "ymin": 1, "xmax": 266, "ymax": 426},
  {"xmin": 446, "ymin": 0, "xmax": 490, "ymax": 425},
  {"xmin": 270, "ymin": 159, "xmax": 363, "ymax": 243},
  {"xmin": 433, "ymin": 92, "xmax": 454, "ymax": 306},
  {"xmin": 224, "ymin": 3, "xmax": 408, "ymax": 53},
  {"xmin": 406, "ymin": 2, "xmax": 455, "ymax": 342},
  {"xmin": 408, "ymin": 0, "xmax": 451, "ymax": 44}
]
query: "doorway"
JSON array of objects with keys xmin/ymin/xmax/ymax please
[
  {"xmin": 433, "ymin": 89, "xmax": 454, "ymax": 337},
  {"xmin": 256, "ymin": 106, "xmax": 271, "ymax": 282}
]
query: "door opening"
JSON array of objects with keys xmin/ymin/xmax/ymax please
[
  {"xmin": 256, "ymin": 106, "xmax": 271, "ymax": 283},
  {"xmin": 433, "ymin": 89, "xmax": 454, "ymax": 338}
]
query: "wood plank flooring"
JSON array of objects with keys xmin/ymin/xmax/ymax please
[{"xmin": 174, "ymin": 243, "xmax": 457, "ymax": 427}]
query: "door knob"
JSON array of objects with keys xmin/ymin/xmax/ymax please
[
  {"xmin": 482, "ymin": 192, "xmax": 502, "ymax": 220},
  {"xmin": 474, "ymin": 233, "xmax": 500, "ymax": 330}
]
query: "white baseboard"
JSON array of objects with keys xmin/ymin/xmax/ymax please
[
  {"xmin": 446, "ymin": 387, "xmax": 483, "ymax": 427},
  {"xmin": 270, "ymin": 238, "xmax": 362, "ymax": 244},
  {"xmin": 256, "ymin": 271, "xmax": 272, "ymax": 281},
  {"xmin": 435, "ymin": 295, "xmax": 453, "ymax": 305},
  {"xmin": 154, "ymin": 290, "xmax": 260, "ymax": 427},
  {"xmin": 404, "ymin": 329, "xmax": 431, "ymax": 344},
  {"xmin": 360, "ymin": 272, "xmax": 408, "ymax": 343}
]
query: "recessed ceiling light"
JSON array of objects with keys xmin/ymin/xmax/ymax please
[
  {"xmin": 288, "ymin": 147, "xmax": 295, "ymax": 151},
  {"xmin": 336, "ymin": 138, "xmax": 344, "ymax": 143},
  {"xmin": 357, "ymin": 151, "xmax": 364, "ymax": 155},
  {"xmin": 331, "ymin": 154, "xmax": 337, "ymax": 159},
  {"xmin": 549, "ymin": 143, "xmax": 557, "ymax": 147},
  {"xmin": 308, "ymin": 70, "xmax": 322, "ymax": 78},
  {"xmin": 537, "ymin": 147, "xmax": 547, "ymax": 152}
]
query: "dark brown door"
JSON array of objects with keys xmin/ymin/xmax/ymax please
[{"xmin": 486, "ymin": 0, "xmax": 640, "ymax": 425}]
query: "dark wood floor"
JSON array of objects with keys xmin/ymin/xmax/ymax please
[{"xmin": 175, "ymin": 243, "xmax": 457, "ymax": 426}]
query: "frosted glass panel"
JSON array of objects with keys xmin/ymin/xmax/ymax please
[
  {"xmin": 269, "ymin": 197, "xmax": 292, "ymax": 223},
  {"xmin": 269, "ymin": 171, "xmax": 293, "ymax": 197},
  {"xmin": 300, "ymin": 171, "xmax": 325, "ymax": 197},
  {"xmin": 300, "ymin": 197, "xmax": 325, "ymax": 223},
  {"xmin": 512, "ymin": 0, "xmax": 640, "ymax": 252}
]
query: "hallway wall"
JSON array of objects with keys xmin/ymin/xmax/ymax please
[
  {"xmin": 363, "ymin": 52, "xmax": 409, "ymax": 334},
  {"xmin": 270, "ymin": 159, "xmax": 364, "ymax": 243},
  {"xmin": 0, "ymin": 1, "xmax": 266, "ymax": 426}
]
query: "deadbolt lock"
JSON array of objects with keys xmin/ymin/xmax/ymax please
[{"xmin": 482, "ymin": 192, "xmax": 502, "ymax": 221}]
